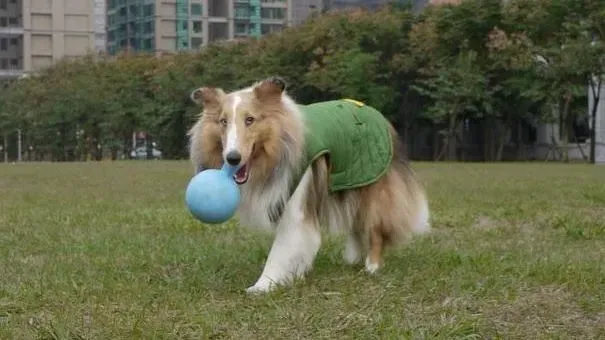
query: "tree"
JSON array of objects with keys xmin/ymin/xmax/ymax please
[{"xmin": 413, "ymin": 50, "xmax": 491, "ymax": 161}]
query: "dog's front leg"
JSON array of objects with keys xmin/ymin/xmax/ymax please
[{"xmin": 246, "ymin": 168, "xmax": 321, "ymax": 294}]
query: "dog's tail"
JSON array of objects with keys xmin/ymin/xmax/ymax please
[{"xmin": 388, "ymin": 125, "xmax": 431, "ymax": 237}]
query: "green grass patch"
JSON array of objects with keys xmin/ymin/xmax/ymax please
[{"xmin": 1, "ymin": 161, "xmax": 604, "ymax": 339}]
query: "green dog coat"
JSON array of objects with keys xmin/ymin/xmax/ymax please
[{"xmin": 294, "ymin": 99, "xmax": 393, "ymax": 193}]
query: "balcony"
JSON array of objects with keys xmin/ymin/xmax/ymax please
[
  {"xmin": 0, "ymin": 27, "xmax": 24, "ymax": 35},
  {"xmin": 261, "ymin": 0, "xmax": 287, "ymax": 8},
  {"xmin": 0, "ymin": 69, "xmax": 24, "ymax": 78}
]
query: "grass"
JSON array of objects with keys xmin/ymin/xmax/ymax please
[{"xmin": 1, "ymin": 161, "xmax": 605, "ymax": 339}]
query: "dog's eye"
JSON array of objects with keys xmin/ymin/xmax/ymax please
[
  {"xmin": 219, "ymin": 118, "xmax": 227, "ymax": 126},
  {"xmin": 245, "ymin": 116, "xmax": 255, "ymax": 126}
]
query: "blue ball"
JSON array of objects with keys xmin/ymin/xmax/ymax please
[{"xmin": 185, "ymin": 167, "xmax": 241, "ymax": 224}]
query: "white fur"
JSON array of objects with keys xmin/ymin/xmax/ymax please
[
  {"xmin": 237, "ymin": 166, "xmax": 294, "ymax": 230},
  {"xmin": 223, "ymin": 95, "xmax": 241, "ymax": 160},
  {"xmin": 343, "ymin": 233, "xmax": 363, "ymax": 265},
  {"xmin": 365, "ymin": 257, "xmax": 380, "ymax": 274},
  {"xmin": 246, "ymin": 167, "xmax": 321, "ymax": 293},
  {"xmin": 236, "ymin": 92, "xmax": 304, "ymax": 231},
  {"xmin": 414, "ymin": 194, "xmax": 431, "ymax": 234}
]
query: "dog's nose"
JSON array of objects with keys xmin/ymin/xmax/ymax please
[{"xmin": 225, "ymin": 151, "xmax": 241, "ymax": 166}]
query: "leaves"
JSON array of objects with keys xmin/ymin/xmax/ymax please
[{"xmin": 1, "ymin": 1, "xmax": 605, "ymax": 161}]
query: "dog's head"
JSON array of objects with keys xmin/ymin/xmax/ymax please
[{"xmin": 190, "ymin": 77, "xmax": 296, "ymax": 185}]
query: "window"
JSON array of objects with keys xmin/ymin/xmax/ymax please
[
  {"xmin": 261, "ymin": 24, "xmax": 283, "ymax": 35},
  {"xmin": 129, "ymin": 4, "xmax": 139, "ymax": 16},
  {"xmin": 191, "ymin": 3, "xmax": 202, "ymax": 16},
  {"xmin": 10, "ymin": 58, "xmax": 17, "ymax": 67},
  {"xmin": 0, "ymin": 17, "xmax": 7, "ymax": 27},
  {"xmin": 8, "ymin": 16, "xmax": 17, "ymax": 26},
  {"xmin": 0, "ymin": 59, "xmax": 7, "ymax": 69},
  {"xmin": 261, "ymin": 8, "xmax": 285, "ymax": 19},
  {"xmin": 234, "ymin": 5, "xmax": 250, "ymax": 18},
  {"xmin": 0, "ymin": 38, "xmax": 6, "ymax": 51},
  {"xmin": 129, "ymin": 22, "xmax": 139, "ymax": 34},
  {"xmin": 143, "ymin": 4, "xmax": 154, "ymax": 16},
  {"xmin": 192, "ymin": 21, "xmax": 202, "ymax": 33},
  {"xmin": 143, "ymin": 38, "xmax": 153, "ymax": 51},
  {"xmin": 10, "ymin": 38, "xmax": 17, "ymax": 45},
  {"xmin": 191, "ymin": 37, "xmax": 203, "ymax": 49},
  {"xmin": 143, "ymin": 21, "xmax": 153, "ymax": 34},
  {"xmin": 0, "ymin": 0, "xmax": 6, "ymax": 10},
  {"xmin": 235, "ymin": 23, "xmax": 248, "ymax": 34}
]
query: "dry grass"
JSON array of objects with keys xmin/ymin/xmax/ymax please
[{"xmin": 1, "ymin": 161, "xmax": 604, "ymax": 339}]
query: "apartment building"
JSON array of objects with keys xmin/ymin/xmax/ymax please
[
  {"xmin": 291, "ymin": 0, "xmax": 322, "ymax": 25},
  {"xmin": 0, "ymin": 0, "xmax": 103, "ymax": 85},
  {"xmin": 106, "ymin": 0, "xmax": 293, "ymax": 56}
]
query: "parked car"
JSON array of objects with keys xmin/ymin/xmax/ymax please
[{"xmin": 130, "ymin": 147, "xmax": 162, "ymax": 160}]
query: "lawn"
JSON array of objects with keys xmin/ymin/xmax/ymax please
[{"xmin": 1, "ymin": 161, "xmax": 604, "ymax": 339}]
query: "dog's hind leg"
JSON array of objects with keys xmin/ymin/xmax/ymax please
[
  {"xmin": 246, "ymin": 167, "xmax": 321, "ymax": 294},
  {"xmin": 365, "ymin": 226, "xmax": 384, "ymax": 274},
  {"xmin": 343, "ymin": 230, "xmax": 364, "ymax": 265}
]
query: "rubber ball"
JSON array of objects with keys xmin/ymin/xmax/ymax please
[{"xmin": 185, "ymin": 164, "xmax": 241, "ymax": 224}]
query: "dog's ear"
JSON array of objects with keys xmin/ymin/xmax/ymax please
[
  {"xmin": 190, "ymin": 87, "xmax": 225, "ymax": 112},
  {"xmin": 253, "ymin": 76, "xmax": 287, "ymax": 102}
]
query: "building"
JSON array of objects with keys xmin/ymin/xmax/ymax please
[
  {"xmin": 291, "ymin": 0, "xmax": 323, "ymax": 25},
  {"xmin": 0, "ymin": 0, "xmax": 104, "ymax": 85},
  {"xmin": 94, "ymin": 0, "xmax": 106, "ymax": 53},
  {"xmin": 106, "ymin": 0, "xmax": 293, "ymax": 56}
]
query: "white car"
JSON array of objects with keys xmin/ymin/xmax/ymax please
[{"xmin": 130, "ymin": 147, "xmax": 162, "ymax": 160}]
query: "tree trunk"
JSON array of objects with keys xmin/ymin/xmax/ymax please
[
  {"xmin": 589, "ymin": 79, "xmax": 601, "ymax": 164},
  {"xmin": 483, "ymin": 119, "xmax": 490, "ymax": 161},
  {"xmin": 495, "ymin": 115, "xmax": 512, "ymax": 162},
  {"xmin": 515, "ymin": 119, "xmax": 524, "ymax": 161},
  {"xmin": 447, "ymin": 114, "xmax": 456, "ymax": 161},
  {"xmin": 2, "ymin": 134, "xmax": 7, "ymax": 163},
  {"xmin": 432, "ymin": 127, "xmax": 440, "ymax": 161},
  {"xmin": 561, "ymin": 94, "xmax": 572, "ymax": 163}
]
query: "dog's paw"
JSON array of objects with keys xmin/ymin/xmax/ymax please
[
  {"xmin": 245, "ymin": 278, "xmax": 276, "ymax": 294},
  {"xmin": 343, "ymin": 247, "xmax": 362, "ymax": 265},
  {"xmin": 364, "ymin": 257, "xmax": 381, "ymax": 274},
  {"xmin": 245, "ymin": 284, "xmax": 273, "ymax": 294}
]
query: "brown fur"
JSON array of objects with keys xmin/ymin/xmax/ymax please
[
  {"xmin": 302, "ymin": 125, "xmax": 428, "ymax": 268},
  {"xmin": 189, "ymin": 77, "xmax": 429, "ymax": 274}
]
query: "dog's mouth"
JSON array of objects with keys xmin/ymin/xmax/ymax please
[{"xmin": 234, "ymin": 164, "xmax": 249, "ymax": 185}]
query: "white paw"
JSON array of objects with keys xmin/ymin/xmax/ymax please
[
  {"xmin": 344, "ymin": 245, "xmax": 362, "ymax": 265},
  {"xmin": 245, "ymin": 284, "xmax": 271, "ymax": 294},
  {"xmin": 364, "ymin": 257, "xmax": 380, "ymax": 274},
  {"xmin": 245, "ymin": 279, "xmax": 275, "ymax": 294}
]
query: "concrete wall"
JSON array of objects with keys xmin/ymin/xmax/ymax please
[{"xmin": 22, "ymin": 0, "xmax": 95, "ymax": 72}]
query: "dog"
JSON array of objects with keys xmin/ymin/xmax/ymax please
[{"xmin": 188, "ymin": 76, "xmax": 430, "ymax": 293}]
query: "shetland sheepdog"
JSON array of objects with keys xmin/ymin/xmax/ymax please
[{"xmin": 188, "ymin": 76, "xmax": 430, "ymax": 293}]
